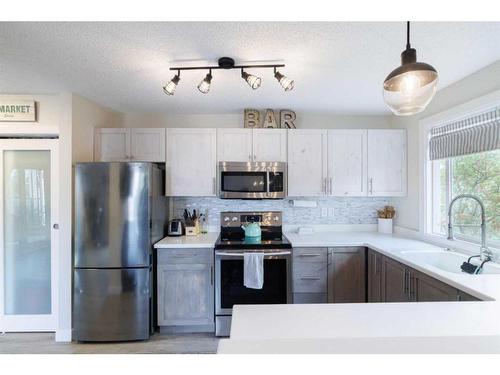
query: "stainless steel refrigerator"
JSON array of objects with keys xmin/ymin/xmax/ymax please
[{"xmin": 74, "ymin": 162, "xmax": 168, "ymax": 342}]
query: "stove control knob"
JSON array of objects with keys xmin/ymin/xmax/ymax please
[
  {"xmin": 223, "ymin": 217, "xmax": 230, "ymax": 222},
  {"xmin": 273, "ymin": 216, "xmax": 280, "ymax": 222},
  {"xmin": 231, "ymin": 217, "xmax": 238, "ymax": 222}
]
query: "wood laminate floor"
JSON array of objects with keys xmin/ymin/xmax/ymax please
[{"xmin": 0, "ymin": 332, "xmax": 219, "ymax": 354}]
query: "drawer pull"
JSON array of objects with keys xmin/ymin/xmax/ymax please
[
  {"xmin": 298, "ymin": 253, "xmax": 321, "ymax": 257},
  {"xmin": 300, "ymin": 276, "xmax": 321, "ymax": 280}
]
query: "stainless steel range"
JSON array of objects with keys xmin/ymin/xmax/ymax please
[{"xmin": 214, "ymin": 211, "xmax": 292, "ymax": 337}]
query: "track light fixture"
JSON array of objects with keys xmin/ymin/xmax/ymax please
[
  {"xmin": 241, "ymin": 69, "xmax": 262, "ymax": 90},
  {"xmin": 197, "ymin": 70, "xmax": 212, "ymax": 94},
  {"xmin": 383, "ymin": 22, "xmax": 438, "ymax": 116},
  {"xmin": 274, "ymin": 68, "xmax": 294, "ymax": 91},
  {"xmin": 163, "ymin": 57, "xmax": 293, "ymax": 95},
  {"xmin": 163, "ymin": 70, "xmax": 180, "ymax": 96}
]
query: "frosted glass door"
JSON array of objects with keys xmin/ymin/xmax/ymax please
[{"xmin": 0, "ymin": 140, "xmax": 58, "ymax": 331}]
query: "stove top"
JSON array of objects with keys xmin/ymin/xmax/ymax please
[
  {"xmin": 216, "ymin": 211, "xmax": 291, "ymax": 250},
  {"xmin": 214, "ymin": 234, "xmax": 292, "ymax": 250}
]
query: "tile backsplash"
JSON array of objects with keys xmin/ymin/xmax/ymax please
[{"xmin": 172, "ymin": 197, "xmax": 391, "ymax": 227}]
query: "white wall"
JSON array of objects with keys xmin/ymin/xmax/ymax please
[
  {"xmin": 390, "ymin": 59, "xmax": 500, "ymax": 231},
  {"xmin": 72, "ymin": 94, "xmax": 123, "ymax": 163},
  {"xmin": 120, "ymin": 112, "xmax": 392, "ymax": 130},
  {"xmin": 0, "ymin": 93, "xmax": 73, "ymax": 341}
]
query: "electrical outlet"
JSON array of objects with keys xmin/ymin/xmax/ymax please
[
  {"xmin": 321, "ymin": 207, "xmax": 328, "ymax": 217},
  {"xmin": 328, "ymin": 208, "xmax": 335, "ymax": 217}
]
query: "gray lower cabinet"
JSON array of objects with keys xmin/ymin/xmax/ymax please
[
  {"xmin": 293, "ymin": 248, "xmax": 327, "ymax": 303},
  {"xmin": 367, "ymin": 248, "xmax": 383, "ymax": 302},
  {"xmin": 327, "ymin": 247, "xmax": 366, "ymax": 303},
  {"xmin": 157, "ymin": 248, "xmax": 214, "ymax": 332},
  {"xmin": 381, "ymin": 255, "xmax": 412, "ymax": 302},
  {"xmin": 411, "ymin": 270, "xmax": 458, "ymax": 302},
  {"xmin": 457, "ymin": 290, "xmax": 481, "ymax": 301}
]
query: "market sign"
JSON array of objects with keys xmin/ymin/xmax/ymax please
[{"xmin": 0, "ymin": 100, "xmax": 36, "ymax": 122}]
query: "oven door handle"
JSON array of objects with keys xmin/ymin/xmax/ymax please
[{"xmin": 215, "ymin": 251, "xmax": 291, "ymax": 257}]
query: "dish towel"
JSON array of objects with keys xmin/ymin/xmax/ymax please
[{"xmin": 243, "ymin": 252, "xmax": 264, "ymax": 289}]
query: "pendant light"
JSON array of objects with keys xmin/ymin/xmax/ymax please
[
  {"xmin": 383, "ymin": 22, "xmax": 438, "ymax": 116},
  {"xmin": 274, "ymin": 68, "xmax": 294, "ymax": 91},
  {"xmin": 241, "ymin": 69, "xmax": 262, "ymax": 90},
  {"xmin": 197, "ymin": 70, "xmax": 212, "ymax": 94},
  {"xmin": 163, "ymin": 71, "xmax": 180, "ymax": 95}
]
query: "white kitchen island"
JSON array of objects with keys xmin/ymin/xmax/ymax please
[{"xmin": 217, "ymin": 231, "xmax": 500, "ymax": 354}]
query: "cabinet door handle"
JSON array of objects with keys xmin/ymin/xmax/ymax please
[
  {"xmin": 213, "ymin": 177, "xmax": 216, "ymax": 195},
  {"xmin": 329, "ymin": 177, "xmax": 333, "ymax": 195},
  {"xmin": 369, "ymin": 177, "xmax": 373, "ymax": 195},
  {"xmin": 323, "ymin": 178, "xmax": 326, "ymax": 194},
  {"xmin": 300, "ymin": 276, "xmax": 321, "ymax": 280},
  {"xmin": 402, "ymin": 269, "xmax": 407, "ymax": 294},
  {"xmin": 210, "ymin": 266, "xmax": 214, "ymax": 285}
]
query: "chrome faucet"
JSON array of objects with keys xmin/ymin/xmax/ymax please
[{"xmin": 447, "ymin": 194, "xmax": 491, "ymax": 261}]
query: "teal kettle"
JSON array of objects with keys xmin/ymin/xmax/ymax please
[{"xmin": 241, "ymin": 222, "xmax": 262, "ymax": 238}]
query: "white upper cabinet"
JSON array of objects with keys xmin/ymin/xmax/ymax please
[
  {"xmin": 95, "ymin": 128, "xmax": 166, "ymax": 162},
  {"xmin": 287, "ymin": 129, "xmax": 328, "ymax": 196},
  {"xmin": 328, "ymin": 130, "xmax": 368, "ymax": 196},
  {"xmin": 95, "ymin": 128, "xmax": 129, "ymax": 161},
  {"xmin": 367, "ymin": 129, "xmax": 407, "ymax": 197},
  {"xmin": 216, "ymin": 129, "xmax": 253, "ymax": 162},
  {"xmin": 130, "ymin": 128, "xmax": 166, "ymax": 162},
  {"xmin": 166, "ymin": 128, "xmax": 217, "ymax": 197},
  {"xmin": 252, "ymin": 129, "xmax": 287, "ymax": 162}
]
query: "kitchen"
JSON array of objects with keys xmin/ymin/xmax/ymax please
[{"xmin": 1, "ymin": 7, "xmax": 500, "ymax": 372}]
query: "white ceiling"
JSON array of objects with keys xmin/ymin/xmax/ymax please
[{"xmin": 1, "ymin": 22, "xmax": 499, "ymax": 114}]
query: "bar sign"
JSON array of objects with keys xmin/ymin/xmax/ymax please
[{"xmin": 0, "ymin": 100, "xmax": 36, "ymax": 122}]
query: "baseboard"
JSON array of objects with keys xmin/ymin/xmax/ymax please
[
  {"xmin": 159, "ymin": 324, "xmax": 215, "ymax": 334},
  {"xmin": 55, "ymin": 328, "xmax": 72, "ymax": 342}
]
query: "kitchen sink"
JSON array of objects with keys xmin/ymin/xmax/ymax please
[{"xmin": 400, "ymin": 250, "xmax": 500, "ymax": 275}]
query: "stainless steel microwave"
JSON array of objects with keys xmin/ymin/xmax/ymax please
[{"xmin": 218, "ymin": 161, "xmax": 287, "ymax": 199}]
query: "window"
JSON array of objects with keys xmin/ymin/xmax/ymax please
[{"xmin": 431, "ymin": 149, "xmax": 500, "ymax": 247}]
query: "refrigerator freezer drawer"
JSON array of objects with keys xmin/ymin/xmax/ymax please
[{"xmin": 74, "ymin": 268, "xmax": 150, "ymax": 342}]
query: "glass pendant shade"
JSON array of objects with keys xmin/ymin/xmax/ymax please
[
  {"xmin": 274, "ymin": 71, "xmax": 294, "ymax": 91},
  {"xmin": 383, "ymin": 23, "xmax": 438, "ymax": 116},
  {"xmin": 383, "ymin": 65, "xmax": 438, "ymax": 116},
  {"xmin": 163, "ymin": 74, "xmax": 180, "ymax": 95},
  {"xmin": 197, "ymin": 72, "xmax": 212, "ymax": 94},
  {"xmin": 241, "ymin": 71, "xmax": 262, "ymax": 90}
]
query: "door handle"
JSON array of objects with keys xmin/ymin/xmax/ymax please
[{"xmin": 53, "ymin": 223, "xmax": 59, "ymax": 230}]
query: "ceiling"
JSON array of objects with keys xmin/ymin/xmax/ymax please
[{"xmin": 1, "ymin": 22, "xmax": 499, "ymax": 114}]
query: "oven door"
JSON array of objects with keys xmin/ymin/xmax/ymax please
[{"xmin": 215, "ymin": 250, "xmax": 292, "ymax": 315}]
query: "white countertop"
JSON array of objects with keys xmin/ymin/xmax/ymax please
[
  {"xmin": 215, "ymin": 230, "xmax": 500, "ymax": 354},
  {"xmin": 154, "ymin": 232, "xmax": 219, "ymax": 249}
]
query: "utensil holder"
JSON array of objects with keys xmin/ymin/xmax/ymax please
[
  {"xmin": 378, "ymin": 218, "xmax": 393, "ymax": 234},
  {"xmin": 185, "ymin": 219, "xmax": 200, "ymax": 236}
]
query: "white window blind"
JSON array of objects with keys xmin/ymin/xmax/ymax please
[{"xmin": 429, "ymin": 106, "xmax": 500, "ymax": 160}]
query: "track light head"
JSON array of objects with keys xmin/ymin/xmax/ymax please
[
  {"xmin": 241, "ymin": 70, "xmax": 262, "ymax": 90},
  {"xmin": 163, "ymin": 73, "xmax": 180, "ymax": 95},
  {"xmin": 274, "ymin": 69, "xmax": 294, "ymax": 91},
  {"xmin": 198, "ymin": 71, "xmax": 213, "ymax": 94}
]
